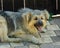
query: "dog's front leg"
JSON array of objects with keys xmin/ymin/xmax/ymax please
[
  {"xmin": 8, "ymin": 30, "xmax": 41, "ymax": 44},
  {"xmin": 17, "ymin": 34, "xmax": 41, "ymax": 44},
  {"xmin": 13, "ymin": 34, "xmax": 41, "ymax": 44}
]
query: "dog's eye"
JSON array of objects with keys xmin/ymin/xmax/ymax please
[
  {"xmin": 41, "ymin": 17, "xmax": 43, "ymax": 20},
  {"xmin": 34, "ymin": 17, "xmax": 38, "ymax": 20}
]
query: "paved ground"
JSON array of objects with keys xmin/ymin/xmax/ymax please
[
  {"xmin": 40, "ymin": 18, "xmax": 60, "ymax": 48},
  {"xmin": 0, "ymin": 17, "xmax": 60, "ymax": 48}
]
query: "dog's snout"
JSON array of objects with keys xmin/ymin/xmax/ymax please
[
  {"xmin": 34, "ymin": 20, "xmax": 43, "ymax": 27},
  {"xmin": 38, "ymin": 20, "xmax": 43, "ymax": 26}
]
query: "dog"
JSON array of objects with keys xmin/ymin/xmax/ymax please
[
  {"xmin": 18, "ymin": 8, "xmax": 50, "ymax": 29},
  {"xmin": 0, "ymin": 8, "xmax": 50, "ymax": 44},
  {"xmin": 32, "ymin": 9, "xmax": 50, "ymax": 31}
]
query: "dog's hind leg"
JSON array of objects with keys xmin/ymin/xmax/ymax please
[
  {"xmin": 0, "ymin": 29, "xmax": 22, "ymax": 42},
  {"xmin": 0, "ymin": 16, "xmax": 21, "ymax": 42},
  {"xmin": 0, "ymin": 32, "xmax": 22, "ymax": 42}
]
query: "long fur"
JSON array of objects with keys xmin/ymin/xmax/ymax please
[{"xmin": 0, "ymin": 8, "xmax": 50, "ymax": 44}]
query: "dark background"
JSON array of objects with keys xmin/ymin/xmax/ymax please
[{"xmin": 0, "ymin": 0, "xmax": 60, "ymax": 14}]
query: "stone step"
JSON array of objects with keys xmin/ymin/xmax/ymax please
[
  {"xmin": 40, "ymin": 31, "xmax": 56, "ymax": 37},
  {"xmin": 15, "ymin": 46, "xmax": 28, "ymax": 48},
  {"xmin": 47, "ymin": 25, "xmax": 60, "ymax": 30},
  {"xmin": 40, "ymin": 37, "xmax": 53, "ymax": 43},
  {"xmin": 10, "ymin": 43, "xmax": 24, "ymax": 48},
  {"xmin": 0, "ymin": 43, "xmax": 10, "ymax": 48}
]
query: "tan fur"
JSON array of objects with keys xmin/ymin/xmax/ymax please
[
  {"xmin": 0, "ymin": 11, "xmax": 49, "ymax": 44},
  {"xmin": 0, "ymin": 15, "xmax": 22, "ymax": 42},
  {"xmin": 39, "ymin": 10, "xmax": 50, "ymax": 28},
  {"xmin": 0, "ymin": 14, "xmax": 41, "ymax": 44}
]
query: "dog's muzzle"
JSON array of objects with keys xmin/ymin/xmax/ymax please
[{"xmin": 34, "ymin": 20, "xmax": 43, "ymax": 32}]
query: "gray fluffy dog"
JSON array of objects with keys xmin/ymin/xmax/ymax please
[{"xmin": 0, "ymin": 8, "xmax": 50, "ymax": 44}]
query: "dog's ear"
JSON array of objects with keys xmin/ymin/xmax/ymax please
[
  {"xmin": 26, "ymin": 12, "xmax": 32, "ymax": 22},
  {"xmin": 43, "ymin": 10, "xmax": 50, "ymax": 20},
  {"xmin": 22, "ymin": 12, "xmax": 32, "ymax": 22}
]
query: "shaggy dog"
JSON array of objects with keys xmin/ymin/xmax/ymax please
[
  {"xmin": 18, "ymin": 8, "xmax": 50, "ymax": 31},
  {"xmin": 0, "ymin": 8, "xmax": 50, "ymax": 44}
]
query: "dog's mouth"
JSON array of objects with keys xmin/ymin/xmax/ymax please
[
  {"xmin": 36, "ymin": 26, "xmax": 43, "ymax": 32},
  {"xmin": 34, "ymin": 21, "xmax": 43, "ymax": 32}
]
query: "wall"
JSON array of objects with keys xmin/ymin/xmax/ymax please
[{"xmin": 0, "ymin": 0, "xmax": 59, "ymax": 14}]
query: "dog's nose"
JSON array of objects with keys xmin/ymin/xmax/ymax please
[
  {"xmin": 34, "ymin": 20, "xmax": 43, "ymax": 27},
  {"xmin": 38, "ymin": 20, "xmax": 43, "ymax": 26}
]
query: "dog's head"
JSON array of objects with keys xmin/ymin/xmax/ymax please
[
  {"xmin": 32, "ymin": 10, "xmax": 50, "ymax": 32},
  {"xmin": 21, "ymin": 10, "xmax": 50, "ymax": 37}
]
